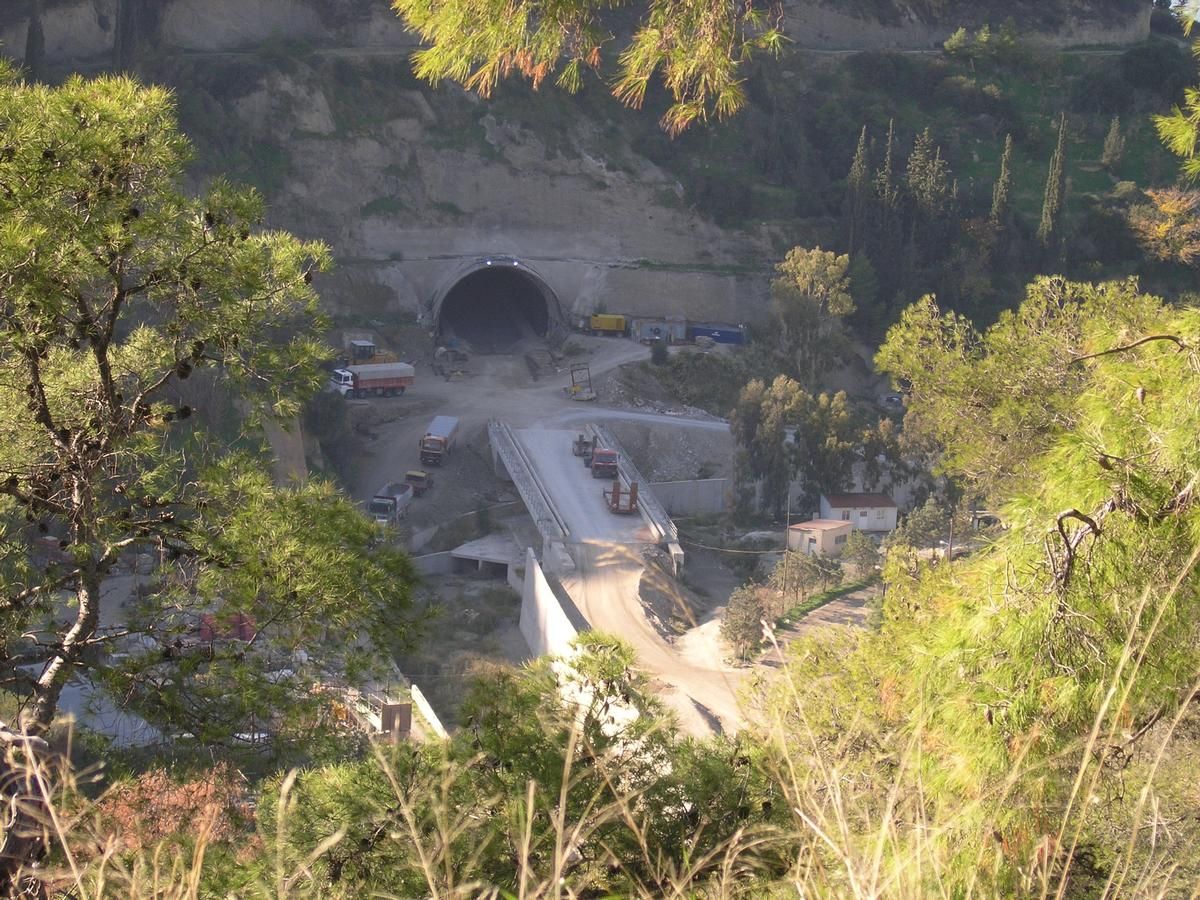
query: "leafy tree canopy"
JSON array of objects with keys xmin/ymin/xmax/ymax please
[
  {"xmin": 389, "ymin": 0, "xmax": 784, "ymax": 135},
  {"xmin": 765, "ymin": 280, "xmax": 1200, "ymax": 891},
  {"xmin": 0, "ymin": 65, "xmax": 418, "ymax": 745},
  {"xmin": 770, "ymin": 246, "xmax": 855, "ymax": 389},
  {"xmin": 731, "ymin": 375, "xmax": 901, "ymax": 516},
  {"xmin": 875, "ymin": 276, "xmax": 1164, "ymax": 504}
]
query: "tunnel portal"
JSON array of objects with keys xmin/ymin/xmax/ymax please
[{"xmin": 436, "ymin": 263, "xmax": 557, "ymax": 354}]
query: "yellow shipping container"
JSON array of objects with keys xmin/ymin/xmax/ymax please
[{"xmin": 590, "ymin": 314, "xmax": 626, "ymax": 333}]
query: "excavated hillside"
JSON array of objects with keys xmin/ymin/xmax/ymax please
[{"xmin": 0, "ymin": 0, "xmax": 1156, "ymax": 332}]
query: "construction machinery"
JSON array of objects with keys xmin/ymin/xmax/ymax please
[
  {"xmin": 343, "ymin": 337, "xmax": 401, "ymax": 365},
  {"xmin": 563, "ymin": 364, "xmax": 596, "ymax": 401},
  {"xmin": 590, "ymin": 447, "xmax": 619, "ymax": 479},
  {"xmin": 603, "ymin": 480, "xmax": 639, "ymax": 514},
  {"xmin": 571, "ymin": 433, "xmax": 593, "ymax": 458},
  {"xmin": 587, "ymin": 313, "xmax": 627, "ymax": 336},
  {"xmin": 432, "ymin": 345, "xmax": 471, "ymax": 380},
  {"xmin": 405, "ymin": 470, "xmax": 433, "ymax": 497}
]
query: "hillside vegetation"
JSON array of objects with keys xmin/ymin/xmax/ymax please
[{"xmin": 5, "ymin": 2, "xmax": 1200, "ymax": 896}]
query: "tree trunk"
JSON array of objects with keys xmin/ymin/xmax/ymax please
[
  {"xmin": 25, "ymin": 567, "xmax": 101, "ymax": 734},
  {"xmin": 0, "ymin": 724, "xmax": 51, "ymax": 898}
]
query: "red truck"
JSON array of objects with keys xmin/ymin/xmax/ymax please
[
  {"xmin": 590, "ymin": 448, "xmax": 619, "ymax": 479},
  {"xmin": 328, "ymin": 362, "xmax": 415, "ymax": 398}
]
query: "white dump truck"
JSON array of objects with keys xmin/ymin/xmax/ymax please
[
  {"xmin": 367, "ymin": 482, "xmax": 413, "ymax": 526},
  {"xmin": 328, "ymin": 361, "xmax": 415, "ymax": 398}
]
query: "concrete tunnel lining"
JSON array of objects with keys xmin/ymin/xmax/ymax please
[{"xmin": 432, "ymin": 258, "xmax": 564, "ymax": 353}]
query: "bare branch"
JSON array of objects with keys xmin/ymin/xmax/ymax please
[{"xmin": 1072, "ymin": 334, "xmax": 1191, "ymax": 364}]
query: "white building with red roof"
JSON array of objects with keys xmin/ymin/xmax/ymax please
[{"xmin": 819, "ymin": 492, "xmax": 898, "ymax": 533}]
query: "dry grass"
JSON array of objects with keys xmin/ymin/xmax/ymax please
[{"xmin": 5, "ymin": 552, "xmax": 1200, "ymax": 899}]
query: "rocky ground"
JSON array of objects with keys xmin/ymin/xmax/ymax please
[{"xmin": 391, "ymin": 575, "xmax": 530, "ymax": 728}]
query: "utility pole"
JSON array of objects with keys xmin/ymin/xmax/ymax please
[{"xmin": 782, "ymin": 490, "xmax": 792, "ymax": 602}]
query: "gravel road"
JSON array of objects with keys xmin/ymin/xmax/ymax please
[
  {"xmin": 335, "ymin": 335, "xmax": 746, "ymax": 736},
  {"xmin": 562, "ymin": 544, "xmax": 747, "ymax": 736},
  {"xmin": 515, "ymin": 423, "xmax": 745, "ymax": 736}
]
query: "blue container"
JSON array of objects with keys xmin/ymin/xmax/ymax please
[{"xmin": 688, "ymin": 323, "xmax": 745, "ymax": 345}]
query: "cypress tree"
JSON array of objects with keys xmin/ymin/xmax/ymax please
[
  {"xmin": 990, "ymin": 134, "xmax": 1013, "ymax": 228},
  {"xmin": 873, "ymin": 119, "xmax": 903, "ymax": 284},
  {"xmin": 1037, "ymin": 114, "xmax": 1068, "ymax": 252},
  {"xmin": 24, "ymin": 0, "xmax": 45, "ymax": 82},
  {"xmin": 721, "ymin": 585, "xmax": 765, "ymax": 659},
  {"xmin": 1101, "ymin": 115, "xmax": 1125, "ymax": 170},
  {"xmin": 845, "ymin": 126, "xmax": 870, "ymax": 252},
  {"xmin": 874, "ymin": 119, "xmax": 898, "ymax": 208}
]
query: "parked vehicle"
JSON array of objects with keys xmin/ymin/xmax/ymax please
[
  {"xmin": 329, "ymin": 362, "xmax": 415, "ymax": 398},
  {"xmin": 571, "ymin": 433, "xmax": 593, "ymax": 457},
  {"xmin": 405, "ymin": 470, "xmax": 433, "ymax": 497},
  {"xmin": 591, "ymin": 448, "xmax": 619, "ymax": 479},
  {"xmin": 418, "ymin": 415, "xmax": 460, "ymax": 466},
  {"xmin": 367, "ymin": 482, "xmax": 413, "ymax": 526},
  {"xmin": 587, "ymin": 313, "xmax": 626, "ymax": 336},
  {"xmin": 602, "ymin": 481, "xmax": 639, "ymax": 514}
]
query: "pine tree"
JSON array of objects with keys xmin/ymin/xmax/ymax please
[
  {"xmin": 990, "ymin": 134, "xmax": 1013, "ymax": 228},
  {"xmin": 844, "ymin": 125, "xmax": 871, "ymax": 253},
  {"xmin": 1037, "ymin": 113, "xmax": 1068, "ymax": 252},
  {"xmin": 721, "ymin": 585, "xmax": 765, "ymax": 659},
  {"xmin": 1102, "ymin": 115, "xmax": 1125, "ymax": 170}
]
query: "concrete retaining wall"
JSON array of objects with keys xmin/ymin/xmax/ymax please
[
  {"xmin": 3, "ymin": 1, "xmax": 1150, "ymax": 69},
  {"xmin": 650, "ymin": 479, "xmax": 730, "ymax": 516},
  {"xmin": 507, "ymin": 562, "xmax": 525, "ymax": 593},
  {"xmin": 410, "ymin": 683, "xmax": 448, "ymax": 739},
  {"xmin": 411, "ymin": 551, "xmax": 455, "ymax": 577},
  {"xmin": 519, "ymin": 547, "xmax": 588, "ymax": 658}
]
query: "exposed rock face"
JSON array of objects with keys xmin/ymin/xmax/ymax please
[
  {"xmin": 0, "ymin": 0, "xmax": 1152, "ymax": 331},
  {"xmin": 0, "ymin": 0, "xmax": 1151, "ymax": 67},
  {"xmin": 782, "ymin": 1, "xmax": 1151, "ymax": 50},
  {"xmin": 0, "ymin": 0, "xmax": 416, "ymax": 64}
]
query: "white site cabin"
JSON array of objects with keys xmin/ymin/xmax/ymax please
[{"xmin": 787, "ymin": 519, "xmax": 854, "ymax": 556}]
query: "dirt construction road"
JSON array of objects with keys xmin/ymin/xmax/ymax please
[
  {"xmin": 562, "ymin": 544, "xmax": 747, "ymax": 736},
  {"xmin": 515, "ymin": 426, "xmax": 747, "ymax": 736},
  {"xmin": 341, "ymin": 336, "xmax": 744, "ymax": 736}
]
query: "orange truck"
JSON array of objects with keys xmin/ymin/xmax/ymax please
[
  {"xmin": 329, "ymin": 362, "xmax": 415, "ymax": 399},
  {"xmin": 418, "ymin": 416, "xmax": 460, "ymax": 466}
]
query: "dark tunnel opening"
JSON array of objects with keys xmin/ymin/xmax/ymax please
[{"xmin": 437, "ymin": 267, "xmax": 553, "ymax": 354}]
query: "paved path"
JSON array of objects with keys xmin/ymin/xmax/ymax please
[
  {"xmin": 760, "ymin": 586, "xmax": 877, "ymax": 668},
  {"xmin": 514, "ymin": 427, "xmax": 652, "ymax": 544}
]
